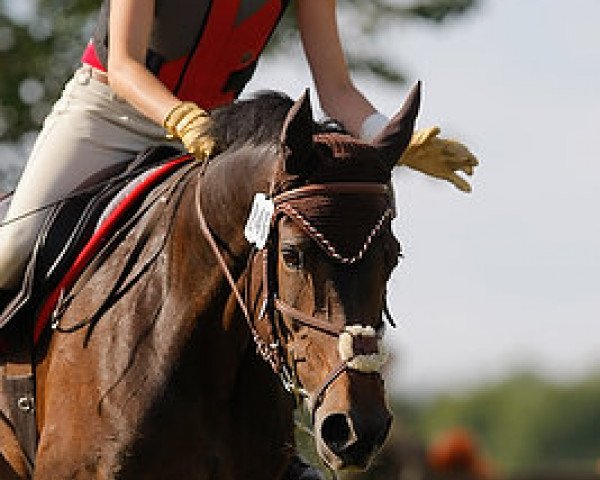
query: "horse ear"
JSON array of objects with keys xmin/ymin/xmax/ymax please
[
  {"xmin": 372, "ymin": 81, "xmax": 421, "ymax": 170},
  {"xmin": 280, "ymin": 89, "xmax": 315, "ymax": 175}
]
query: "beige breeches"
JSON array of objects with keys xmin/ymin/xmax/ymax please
[{"xmin": 0, "ymin": 66, "xmax": 174, "ymax": 290}]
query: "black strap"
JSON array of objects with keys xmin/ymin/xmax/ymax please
[{"xmin": 51, "ymin": 164, "xmax": 197, "ymax": 339}]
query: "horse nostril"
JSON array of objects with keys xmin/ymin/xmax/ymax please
[
  {"xmin": 319, "ymin": 412, "xmax": 392, "ymax": 468},
  {"xmin": 320, "ymin": 413, "xmax": 354, "ymax": 455}
]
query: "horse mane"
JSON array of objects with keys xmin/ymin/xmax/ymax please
[{"xmin": 209, "ymin": 91, "xmax": 347, "ymax": 149}]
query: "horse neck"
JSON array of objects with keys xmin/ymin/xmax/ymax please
[
  {"xmin": 199, "ymin": 144, "xmax": 280, "ymax": 255},
  {"xmin": 158, "ymin": 145, "xmax": 282, "ymax": 396},
  {"xmin": 165, "ymin": 144, "xmax": 280, "ymax": 329}
]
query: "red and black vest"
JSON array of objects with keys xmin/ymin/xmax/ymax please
[{"xmin": 83, "ymin": 0, "xmax": 290, "ymax": 110}]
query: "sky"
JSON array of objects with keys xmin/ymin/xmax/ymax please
[{"xmin": 247, "ymin": 0, "xmax": 600, "ymax": 394}]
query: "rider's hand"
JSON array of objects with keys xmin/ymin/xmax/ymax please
[
  {"xmin": 163, "ymin": 102, "xmax": 217, "ymax": 161},
  {"xmin": 399, "ymin": 126, "xmax": 479, "ymax": 192}
]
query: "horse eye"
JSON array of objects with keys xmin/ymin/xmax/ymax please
[{"xmin": 281, "ymin": 246, "xmax": 303, "ymax": 269}]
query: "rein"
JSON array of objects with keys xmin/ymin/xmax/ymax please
[{"xmin": 195, "ymin": 174, "xmax": 395, "ymax": 420}]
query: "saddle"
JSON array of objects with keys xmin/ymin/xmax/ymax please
[
  {"xmin": 0, "ymin": 146, "xmax": 185, "ymax": 332},
  {"xmin": 0, "ymin": 145, "xmax": 190, "ymax": 473}
]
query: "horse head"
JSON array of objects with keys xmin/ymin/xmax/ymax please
[
  {"xmin": 28, "ymin": 85, "xmax": 420, "ymax": 480},
  {"xmin": 240, "ymin": 84, "xmax": 421, "ymax": 471}
]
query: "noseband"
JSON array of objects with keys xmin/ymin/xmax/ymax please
[{"xmin": 196, "ymin": 174, "xmax": 395, "ymax": 418}]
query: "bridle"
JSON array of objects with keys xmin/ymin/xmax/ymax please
[{"xmin": 196, "ymin": 170, "xmax": 396, "ymax": 420}]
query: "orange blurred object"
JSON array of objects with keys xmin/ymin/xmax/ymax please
[{"xmin": 427, "ymin": 427, "xmax": 495, "ymax": 479}]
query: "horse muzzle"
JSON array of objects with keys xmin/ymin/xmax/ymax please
[
  {"xmin": 302, "ymin": 326, "xmax": 392, "ymax": 471},
  {"xmin": 315, "ymin": 404, "xmax": 392, "ymax": 471}
]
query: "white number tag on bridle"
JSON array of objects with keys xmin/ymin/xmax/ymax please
[{"xmin": 244, "ymin": 193, "xmax": 275, "ymax": 250}]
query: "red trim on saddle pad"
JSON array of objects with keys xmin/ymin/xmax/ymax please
[{"xmin": 33, "ymin": 155, "xmax": 192, "ymax": 344}]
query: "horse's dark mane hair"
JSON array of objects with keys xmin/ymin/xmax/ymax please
[{"xmin": 209, "ymin": 90, "xmax": 347, "ymax": 149}]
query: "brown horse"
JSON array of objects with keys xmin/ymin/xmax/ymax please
[{"xmin": 2, "ymin": 83, "xmax": 420, "ymax": 479}]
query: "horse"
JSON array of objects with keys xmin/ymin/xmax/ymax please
[{"xmin": 0, "ymin": 82, "xmax": 421, "ymax": 479}]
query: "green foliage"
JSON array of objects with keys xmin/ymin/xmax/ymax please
[
  {"xmin": 0, "ymin": 0, "xmax": 478, "ymax": 143},
  {"xmin": 0, "ymin": 0, "xmax": 98, "ymax": 141},
  {"xmin": 395, "ymin": 371, "xmax": 600, "ymax": 473}
]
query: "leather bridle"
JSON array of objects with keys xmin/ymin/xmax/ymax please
[{"xmin": 196, "ymin": 175, "xmax": 395, "ymax": 419}]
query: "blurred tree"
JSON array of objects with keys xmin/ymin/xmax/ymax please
[
  {"xmin": 397, "ymin": 371, "xmax": 600, "ymax": 475},
  {"xmin": 0, "ymin": 0, "xmax": 478, "ymax": 143},
  {"xmin": 0, "ymin": 0, "xmax": 99, "ymax": 142}
]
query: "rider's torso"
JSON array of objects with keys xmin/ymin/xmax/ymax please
[{"xmin": 87, "ymin": 0, "xmax": 290, "ymax": 109}]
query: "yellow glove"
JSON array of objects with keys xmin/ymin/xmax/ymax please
[
  {"xmin": 399, "ymin": 126, "xmax": 479, "ymax": 192},
  {"xmin": 163, "ymin": 102, "xmax": 217, "ymax": 161}
]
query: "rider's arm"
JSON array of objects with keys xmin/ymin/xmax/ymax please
[
  {"xmin": 106, "ymin": 0, "xmax": 179, "ymax": 125},
  {"xmin": 296, "ymin": 0, "xmax": 380, "ymax": 138},
  {"xmin": 299, "ymin": 0, "xmax": 478, "ymax": 190}
]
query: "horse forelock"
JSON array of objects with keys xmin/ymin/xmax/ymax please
[
  {"xmin": 268, "ymin": 133, "xmax": 395, "ymax": 265},
  {"xmin": 309, "ymin": 133, "xmax": 390, "ymax": 184}
]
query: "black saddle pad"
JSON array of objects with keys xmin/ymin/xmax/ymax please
[{"xmin": 0, "ymin": 145, "xmax": 182, "ymax": 335}]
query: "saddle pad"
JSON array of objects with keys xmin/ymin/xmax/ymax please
[
  {"xmin": 95, "ymin": 166, "xmax": 162, "ymax": 231},
  {"xmin": 33, "ymin": 156, "xmax": 191, "ymax": 343}
]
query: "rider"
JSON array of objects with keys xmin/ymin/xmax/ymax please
[{"xmin": 0, "ymin": 1, "xmax": 477, "ymax": 299}]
